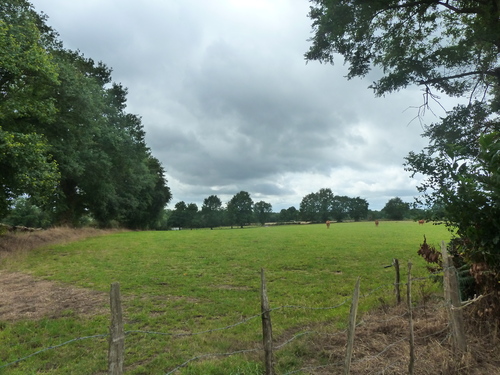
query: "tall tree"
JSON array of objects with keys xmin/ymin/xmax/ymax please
[
  {"xmin": 382, "ymin": 197, "xmax": 410, "ymax": 221},
  {"xmin": 306, "ymin": 1, "xmax": 500, "ymax": 293},
  {"xmin": 299, "ymin": 192, "xmax": 319, "ymax": 221},
  {"xmin": 185, "ymin": 203, "xmax": 199, "ymax": 229},
  {"xmin": 318, "ymin": 188, "xmax": 334, "ymax": 222},
  {"xmin": 254, "ymin": 201, "xmax": 273, "ymax": 225},
  {"xmin": 0, "ymin": 0, "xmax": 60, "ymax": 219},
  {"xmin": 279, "ymin": 206, "xmax": 299, "ymax": 222},
  {"xmin": 201, "ymin": 195, "xmax": 222, "ymax": 229},
  {"xmin": 0, "ymin": 1, "xmax": 172, "ymax": 228},
  {"xmin": 227, "ymin": 191, "xmax": 254, "ymax": 228},
  {"xmin": 331, "ymin": 195, "xmax": 349, "ymax": 222},
  {"xmin": 120, "ymin": 156, "xmax": 171, "ymax": 229},
  {"xmin": 168, "ymin": 201, "xmax": 187, "ymax": 229},
  {"xmin": 348, "ymin": 197, "xmax": 369, "ymax": 222},
  {"xmin": 46, "ymin": 50, "xmax": 117, "ymax": 225}
]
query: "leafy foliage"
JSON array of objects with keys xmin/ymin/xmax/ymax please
[
  {"xmin": 0, "ymin": 0, "xmax": 171, "ymax": 228},
  {"xmin": 306, "ymin": 0, "xmax": 500, "ymax": 98},
  {"xmin": 254, "ymin": 200, "xmax": 273, "ymax": 225},
  {"xmin": 0, "ymin": 128, "xmax": 59, "ymax": 218},
  {"xmin": 227, "ymin": 191, "xmax": 254, "ymax": 228},
  {"xmin": 3, "ymin": 196, "xmax": 52, "ymax": 228},
  {"xmin": 382, "ymin": 197, "xmax": 410, "ymax": 221},
  {"xmin": 278, "ymin": 206, "xmax": 300, "ymax": 222},
  {"xmin": 299, "ymin": 188, "xmax": 369, "ymax": 222},
  {"xmin": 306, "ymin": 0, "xmax": 500, "ymax": 294},
  {"xmin": 201, "ymin": 195, "xmax": 223, "ymax": 229}
]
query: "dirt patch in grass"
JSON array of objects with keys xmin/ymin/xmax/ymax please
[
  {"xmin": 0, "ymin": 227, "xmax": 119, "ymax": 321},
  {"xmin": 0, "ymin": 272, "xmax": 109, "ymax": 321},
  {"xmin": 0, "ymin": 271, "xmax": 108, "ymax": 321}
]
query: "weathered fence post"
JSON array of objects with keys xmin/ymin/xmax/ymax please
[
  {"xmin": 109, "ymin": 282, "xmax": 125, "ymax": 375},
  {"xmin": 407, "ymin": 262, "xmax": 415, "ymax": 375},
  {"xmin": 261, "ymin": 269, "xmax": 275, "ymax": 375},
  {"xmin": 393, "ymin": 258, "xmax": 401, "ymax": 304},
  {"xmin": 441, "ymin": 241, "xmax": 467, "ymax": 353},
  {"xmin": 344, "ymin": 277, "xmax": 361, "ymax": 375}
]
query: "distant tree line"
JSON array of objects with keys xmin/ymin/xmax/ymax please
[
  {"xmin": 163, "ymin": 189, "xmax": 421, "ymax": 230},
  {"xmin": 1, "ymin": 1, "xmax": 171, "ymax": 229},
  {"xmin": 167, "ymin": 191, "xmax": 270, "ymax": 230}
]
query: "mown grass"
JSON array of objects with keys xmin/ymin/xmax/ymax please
[{"xmin": 0, "ymin": 221, "xmax": 450, "ymax": 374}]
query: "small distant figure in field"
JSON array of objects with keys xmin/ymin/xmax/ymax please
[
  {"xmin": 375, "ymin": 220, "xmax": 379, "ymax": 227},
  {"xmin": 418, "ymin": 219, "xmax": 425, "ymax": 225},
  {"xmin": 326, "ymin": 220, "xmax": 331, "ymax": 229}
]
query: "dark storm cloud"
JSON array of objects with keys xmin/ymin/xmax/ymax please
[{"xmin": 29, "ymin": 0, "xmax": 449, "ymax": 210}]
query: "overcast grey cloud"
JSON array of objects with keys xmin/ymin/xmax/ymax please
[{"xmin": 30, "ymin": 0, "xmax": 449, "ymax": 211}]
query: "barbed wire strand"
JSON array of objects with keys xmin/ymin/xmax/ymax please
[
  {"xmin": 0, "ymin": 267, "xmax": 476, "ymax": 372},
  {"xmin": 0, "ymin": 334, "xmax": 108, "ymax": 370},
  {"xmin": 274, "ymin": 331, "xmax": 316, "ymax": 350},
  {"xmin": 283, "ymin": 360, "xmax": 345, "ymax": 374},
  {"xmin": 164, "ymin": 348, "xmax": 261, "ymax": 375}
]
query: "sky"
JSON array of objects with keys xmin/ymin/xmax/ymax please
[{"xmin": 29, "ymin": 0, "xmax": 453, "ymax": 212}]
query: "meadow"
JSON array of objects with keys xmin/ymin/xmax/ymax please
[{"xmin": 0, "ymin": 221, "xmax": 451, "ymax": 374}]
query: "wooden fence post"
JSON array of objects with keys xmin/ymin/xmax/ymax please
[
  {"xmin": 344, "ymin": 277, "xmax": 361, "ymax": 375},
  {"xmin": 109, "ymin": 282, "xmax": 125, "ymax": 375},
  {"xmin": 393, "ymin": 258, "xmax": 401, "ymax": 305},
  {"xmin": 407, "ymin": 262, "xmax": 415, "ymax": 375},
  {"xmin": 441, "ymin": 241, "xmax": 467, "ymax": 353},
  {"xmin": 261, "ymin": 269, "xmax": 275, "ymax": 375}
]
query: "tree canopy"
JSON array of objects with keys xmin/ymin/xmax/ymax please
[
  {"xmin": 201, "ymin": 195, "xmax": 223, "ymax": 229},
  {"xmin": 306, "ymin": 0, "xmax": 500, "ymax": 294},
  {"xmin": 227, "ymin": 191, "xmax": 254, "ymax": 228},
  {"xmin": 1, "ymin": 0, "xmax": 171, "ymax": 228},
  {"xmin": 254, "ymin": 200, "xmax": 273, "ymax": 225},
  {"xmin": 382, "ymin": 197, "xmax": 410, "ymax": 221},
  {"xmin": 306, "ymin": 0, "xmax": 500, "ymax": 99},
  {"xmin": 299, "ymin": 188, "xmax": 369, "ymax": 222}
]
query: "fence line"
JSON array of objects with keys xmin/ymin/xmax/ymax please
[
  {"xmin": 165, "ymin": 348, "xmax": 263, "ymax": 375},
  {"xmin": 1, "ymin": 260, "xmax": 470, "ymax": 374},
  {"xmin": 0, "ymin": 334, "xmax": 108, "ymax": 370}
]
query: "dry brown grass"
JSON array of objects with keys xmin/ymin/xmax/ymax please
[
  {"xmin": 0, "ymin": 226, "xmax": 121, "ymax": 261},
  {"xmin": 291, "ymin": 298, "xmax": 500, "ymax": 374}
]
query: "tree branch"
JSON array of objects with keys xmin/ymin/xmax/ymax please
[
  {"xmin": 436, "ymin": 1, "xmax": 480, "ymax": 14},
  {"xmin": 419, "ymin": 70, "xmax": 496, "ymax": 85},
  {"xmin": 382, "ymin": 0, "xmax": 480, "ymax": 14}
]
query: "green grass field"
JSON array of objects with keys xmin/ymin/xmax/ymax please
[{"xmin": 0, "ymin": 221, "xmax": 451, "ymax": 374}]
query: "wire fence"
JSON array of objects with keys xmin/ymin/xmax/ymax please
[{"xmin": 1, "ymin": 249, "xmax": 474, "ymax": 374}]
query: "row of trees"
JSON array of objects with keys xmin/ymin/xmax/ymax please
[
  {"xmin": 1, "ymin": 1, "xmax": 171, "ymax": 229},
  {"xmin": 306, "ymin": 1, "xmax": 500, "ymax": 295},
  {"xmin": 299, "ymin": 189, "xmax": 422, "ymax": 222},
  {"xmin": 168, "ymin": 192, "xmax": 273, "ymax": 230},
  {"xmin": 165, "ymin": 189, "xmax": 416, "ymax": 230}
]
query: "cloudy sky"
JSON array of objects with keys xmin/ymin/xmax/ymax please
[{"xmin": 30, "ymin": 0, "xmax": 452, "ymax": 211}]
